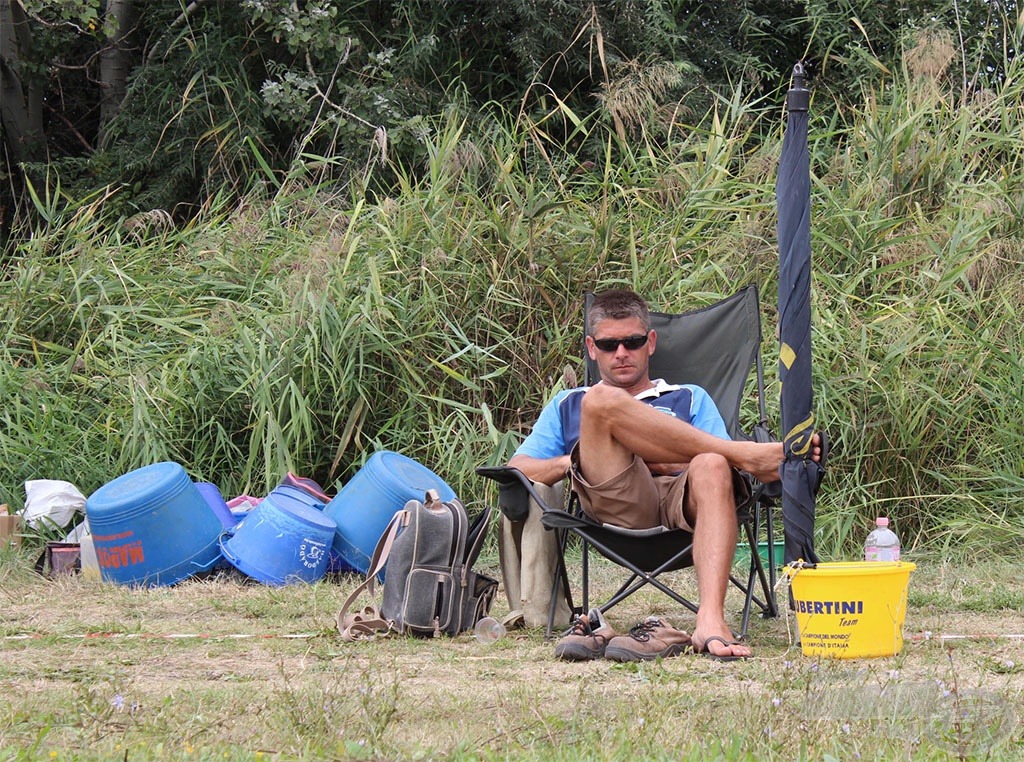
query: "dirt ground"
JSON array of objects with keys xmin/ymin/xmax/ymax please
[
  {"xmin": 1, "ymin": 555, "xmax": 1022, "ymax": 757},
  {"xmin": 3, "ymin": 559, "xmax": 1023, "ymax": 688}
]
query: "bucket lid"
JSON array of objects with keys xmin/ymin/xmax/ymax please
[
  {"xmin": 279, "ymin": 472, "xmax": 332, "ymax": 503},
  {"xmin": 194, "ymin": 482, "xmax": 239, "ymax": 529}
]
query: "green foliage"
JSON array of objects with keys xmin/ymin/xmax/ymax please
[
  {"xmin": 12, "ymin": 0, "xmax": 1022, "ymax": 231},
  {"xmin": 803, "ymin": 0, "xmax": 1020, "ymax": 93},
  {"xmin": 0, "ymin": 0, "xmax": 849, "ymax": 228},
  {"xmin": 83, "ymin": 2, "xmax": 268, "ymax": 217},
  {"xmin": 3, "ymin": 30, "xmax": 1024, "ymax": 559}
]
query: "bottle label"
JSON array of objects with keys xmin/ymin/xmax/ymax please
[{"xmin": 865, "ymin": 545, "xmax": 899, "ymax": 562}]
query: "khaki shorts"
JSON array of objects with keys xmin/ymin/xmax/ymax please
[
  {"xmin": 569, "ymin": 444, "xmax": 750, "ymax": 532},
  {"xmin": 569, "ymin": 444, "xmax": 693, "ymax": 531}
]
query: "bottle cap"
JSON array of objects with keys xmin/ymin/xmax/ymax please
[{"xmin": 876, "ymin": 517, "xmax": 889, "ymax": 527}]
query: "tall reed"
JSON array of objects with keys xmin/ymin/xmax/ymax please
[{"xmin": 2, "ymin": 35, "xmax": 1022, "ymax": 558}]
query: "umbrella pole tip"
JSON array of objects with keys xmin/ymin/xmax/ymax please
[{"xmin": 787, "ymin": 61, "xmax": 810, "ymax": 113}]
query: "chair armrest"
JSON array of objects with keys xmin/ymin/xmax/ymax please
[{"xmin": 475, "ymin": 465, "xmax": 561, "ymax": 522}]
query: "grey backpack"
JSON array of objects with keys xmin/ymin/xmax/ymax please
[{"xmin": 337, "ymin": 490, "xmax": 497, "ymax": 639}]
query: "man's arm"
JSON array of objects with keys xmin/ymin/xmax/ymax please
[
  {"xmin": 507, "ymin": 453, "xmax": 572, "ymax": 486},
  {"xmin": 506, "ymin": 389, "xmax": 574, "ymax": 485}
]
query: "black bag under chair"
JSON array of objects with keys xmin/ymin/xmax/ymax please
[
  {"xmin": 478, "ymin": 286, "xmax": 782, "ymax": 638},
  {"xmin": 337, "ymin": 490, "xmax": 497, "ymax": 640}
]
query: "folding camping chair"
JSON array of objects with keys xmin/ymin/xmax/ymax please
[{"xmin": 477, "ymin": 285, "xmax": 780, "ymax": 638}]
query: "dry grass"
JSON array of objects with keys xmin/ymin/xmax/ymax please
[{"xmin": 1, "ymin": 547, "xmax": 1022, "ymax": 760}]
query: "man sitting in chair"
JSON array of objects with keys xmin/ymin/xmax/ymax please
[{"xmin": 509, "ymin": 288, "xmax": 821, "ymax": 662}]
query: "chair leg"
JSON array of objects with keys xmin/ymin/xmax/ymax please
[
  {"xmin": 580, "ymin": 532, "xmax": 701, "ymax": 616},
  {"xmin": 604, "ymin": 570, "xmax": 701, "ymax": 617},
  {"xmin": 750, "ymin": 524, "xmax": 778, "ymax": 619},
  {"xmin": 582, "ymin": 538, "xmax": 590, "ymax": 614},
  {"xmin": 764, "ymin": 504, "xmax": 778, "ymax": 602},
  {"xmin": 735, "ymin": 512, "xmax": 779, "ymax": 636}
]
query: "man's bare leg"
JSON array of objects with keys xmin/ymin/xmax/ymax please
[
  {"xmin": 578, "ymin": 384, "xmax": 787, "ymax": 484},
  {"xmin": 576, "ymin": 385, "xmax": 642, "ymax": 484},
  {"xmin": 684, "ymin": 453, "xmax": 753, "ymax": 658}
]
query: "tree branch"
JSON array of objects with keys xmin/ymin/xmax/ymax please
[{"xmin": 146, "ymin": 0, "xmax": 220, "ymax": 64}]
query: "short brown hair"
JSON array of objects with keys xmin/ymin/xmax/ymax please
[{"xmin": 588, "ymin": 289, "xmax": 651, "ymax": 334}]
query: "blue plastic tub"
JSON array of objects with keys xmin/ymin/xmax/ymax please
[
  {"xmin": 194, "ymin": 482, "xmax": 239, "ymax": 530},
  {"xmin": 265, "ymin": 484, "xmax": 327, "ymax": 514},
  {"xmin": 323, "ymin": 451, "xmax": 456, "ymax": 574},
  {"xmin": 86, "ymin": 462, "xmax": 223, "ymax": 587},
  {"xmin": 219, "ymin": 493, "xmax": 337, "ymax": 585}
]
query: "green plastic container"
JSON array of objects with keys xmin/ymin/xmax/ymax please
[{"xmin": 734, "ymin": 540, "xmax": 786, "ymax": 569}]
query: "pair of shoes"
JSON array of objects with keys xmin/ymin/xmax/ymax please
[
  {"xmin": 604, "ymin": 616, "xmax": 691, "ymax": 662},
  {"xmin": 693, "ymin": 634, "xmax": 748, "ymax": 661},
  {"xmin": 553, "ymin": 608, "xmax": 617, "ymax": 661}
]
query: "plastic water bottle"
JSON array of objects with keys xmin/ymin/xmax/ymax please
[
  {"xmin": 79, "ymin": 532, "xmax": 101, "ymax": 580},
  {"xmin": 473, "ymin": 616, "xmax": 505, "ymax": 644},
  {"xmin": 864, "ymin": 517, "xmax": 901, "ymax": 562}
]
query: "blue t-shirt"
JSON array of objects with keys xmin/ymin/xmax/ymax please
[{"xmin": 514, "ymin": 379, "xmax": 730, "ymax": 460}]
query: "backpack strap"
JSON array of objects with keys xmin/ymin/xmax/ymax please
[
  {"xmin": 463, "ymin": 504, "xmax": 493, "ymax": 569},
  {"xmin": 336, "ymin": 509, "xmax": 407, "ymax": 641}
]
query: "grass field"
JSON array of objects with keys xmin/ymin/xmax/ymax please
[{"xmin": 1, "ymin": 544, "xmax": 1021, "ymax": 761}]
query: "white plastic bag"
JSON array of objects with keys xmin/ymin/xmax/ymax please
[{"xmin": 22, "ymin": 480, "xmax": 87, "ymax": 529}]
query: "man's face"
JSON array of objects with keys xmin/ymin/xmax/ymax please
[{"xmin": 585, "ymin": 316, "xmax": 656, "ymax": 390}]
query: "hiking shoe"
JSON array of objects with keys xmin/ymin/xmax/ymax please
[
  {"xmin": 604, "ymin": 616, "xmax": 691, "ymax": 662},
  {"xmin": 553, "ymin": 608, "xmax": 617, "ymax": 661}
]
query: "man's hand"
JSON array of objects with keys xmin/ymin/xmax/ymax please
[{"xmin": 507, "ymin": 453, "xmax": 572, "ymax": 486}]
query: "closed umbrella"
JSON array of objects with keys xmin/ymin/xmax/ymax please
[{"xmin": 776, "ymin": 62, "xmax": 824, "ymax": 566}]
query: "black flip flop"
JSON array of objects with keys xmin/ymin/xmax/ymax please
[{"xmin": 695, "ymin": 635, "xmax": 748, "ymax": 661}]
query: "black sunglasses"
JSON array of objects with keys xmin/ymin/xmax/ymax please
[{"xmin": 591, "ymin": 334, "xmax": 649, "ymax": 352}]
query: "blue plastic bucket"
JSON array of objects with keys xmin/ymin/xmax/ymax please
[
  {"xmin": 265, "ymin": 484, "xmax": 327, "ymax": 514},
  {"xmin": 219, "ymin": 493, "xmax": 337, "ymax": 585},
  {"xmin": 86, "ymin": 462, "xmax": 223, "ymax": 587},
  {"xmin": 323, "ymin": 451, "xmax": 456, "ymax": 574},
  {"xmin": 277, "ymin": 472, "xmax": 332, "ymax": 504},
  {"xmin": 194, "ymin": 482, "xmax": 239, "ymax": 530}
]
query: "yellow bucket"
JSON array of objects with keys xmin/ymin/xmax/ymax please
[{"xmin": 785, "ymin": 561, "xmax": 916, "ymax": 659}]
